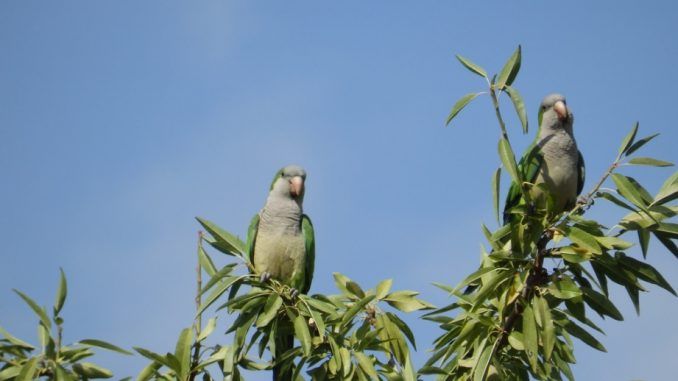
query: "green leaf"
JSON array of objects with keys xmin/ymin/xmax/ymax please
[
  {"xmin": 455, "ymin": 54, "xmax": 488, "ymax": 78},
  {"xmin": 548, "ymin": 276, "xmax": 582, "ymax": 300},
  {"xmin": 618, "ymin": 122, "xmax": 638, "ymax": 156},
  {"xmin": 638, "ymin": 229, "xmax": 650, "ymax": 258},
  {"xmin": 492, "ymin": 167, "xmax": 501, "ymax": 223},
  {"xmin": 54, "ymin": 268, "xmax": 67, "ymax": 316},
  {"xmin": 195, "ymin": 217, "xmax": 246, "ymax": 256},
  {"xmin": 0, "ymin": 325, "xmax": 34, "ymax": 350},
  {"xmin": 198, "ymin": 246, "xmax": 217, "ymax": 277},
  {"xmin": 616, "ymin": 253, "xmax": 676, "ymax": 295},
  {"xmin": 354, "ymin": 352, "xmax": 378, "ymax": 380},
  {"xmin": 341, "ymin": 295, "xmax": 376, "ymax": 326},
  {"xmin": 534, "ymin": 296, "xmax": 555, "ymax": 361},
  {"xmin": 71, "ymin": 363, "xmax": 113, "ymax": 379},
  {"xmin": 562, "ymin": 225, "xmax": 602, "ymax": 254},
  {"xmin": 612, "ymin": 173, "xmax": 648, "ymax": 209},
  {"xmin": 522, "ymin": 303, "xmax": 538, "ymax": 372},
  {"xmin": 13, "ymin": 289, "xmax": 51, "ymax": 331},
  {"xmin": 0, "ymin": 366, "xmax": 22, "ymax": 381},
  {"xmin": 256, "ymin": 294, "xmax": 283, "ymax": 328},
  {"xmin": 627, "ymin": 157, "xmax": 674, "ymax": 167},
  {"xmin": 293, "ymin": 314, "xmax": 312, "ymax": 356},
  {"xmin": 375, "ymin": 279, "xmax": 393, "ymax": 300},
  {"xmin": 560, "ymin": 319, "xmax": 606, "ymax": 352},
  {"xmin": 136, "ymin": 362, "xmax": 161, "ymax": 381},
  {"xmin": 446, "ymin": 92, "xmax": 482, "ymax": 126},
  {"xmin": 505, "ymin": 85, "xmax": 528, "ymax": 133},
  {"xmin": 495, "ymin": 45, "xmax": 521, "ymax": 89},
  {"xmin": 473, "ymin": 341, "xmax": 492, "ymax": 381},
  {"xmin": 386, "ymin": 312, "xmax": 417, "ymax": 350},
  {"xmin": 197, "ymin": 317, "xmax": 217, "ymax": 342},
  {"xmin": 383, "ymin": 291, "xmax": 432, "ymax": 312},
  {"xmin": 652, "ymin": 171, "xmax": 678, "ymax": 205},
  {"xmin": 597, "ymin": 190, "xmax": 637, "ymax": 212},
  {"xmin": 498, "ymin": 138, "xmax": 520, "ymax": 185},
  {"xmin": 346, "ymin": 281, "xmax": 366, "ymax": 299},
  {"xmin": 79, "ymin": 339, "xmax": 133, "ymax": 355},
  {"xmin": 16, "ymin": 358, "xmax": 39, "ymax": 381},
  {"xmin": 582, "ymin": 287, "xmax": 623, "ymax": 321},
  {"xmin": 134, "ymin": 347, "xmax": 177, "ymax": 371},
  {"xmin": 626, "ymin": 133, "xmax": 659, "ymax": 156},
  {"xmin": 175, "ymin": 328, "xmax": 194, "ymax": 380}
]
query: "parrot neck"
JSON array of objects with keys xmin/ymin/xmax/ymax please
[{"xmin": 259, "ymin": 195, "xmax": 303, "ymax": 234}]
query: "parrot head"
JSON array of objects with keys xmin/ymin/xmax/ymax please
[
  {"xmin": 269, "ymin": 165, "xmax": 307, "ymax": 201},
  {"xmin": 537, "ymin": 93, "xmax": 574, "ymax": 136}
]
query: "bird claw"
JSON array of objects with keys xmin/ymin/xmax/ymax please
[
  {"xmin": 260, "ymin": 272, "xmax": 271, "ymax": 283},
  {"xmin": 290, "ymin": 288, "xmax": 300, "ymax": 299}
]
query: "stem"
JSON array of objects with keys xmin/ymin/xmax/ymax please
[
  {"xmin": 489, "ymin": 87, "xmax": 509, "ymax": 141},
  {"xmin": 189, "ymin": 231, "xmax": 204, "ymax": 381}
]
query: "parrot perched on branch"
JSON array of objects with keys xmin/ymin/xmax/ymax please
[
  {"xmin": 246, "ymin": 164, "xmax": 315, "ymax": 380},
  {"xmin": 504, "ymin": 93, "xmax": 585, "ymax": 223}
]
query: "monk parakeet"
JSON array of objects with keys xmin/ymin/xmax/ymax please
[
  {"xmin": 246, "ymin": 165, "xmax": 315, "ymax": 380},
  {"xmin": 504, "ymin": 93, "xmax": 585, "ymax": 223}
]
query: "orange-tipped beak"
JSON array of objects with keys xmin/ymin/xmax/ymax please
[
  {"xmin": 289, "ymin": 176, "xmax": 304, "ymax": 198},
  {"xmin": 554, "ymin": 100, "xmax": 568, "ymax": 121}
]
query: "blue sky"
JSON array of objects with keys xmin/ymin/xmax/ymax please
[{"xmin": 1, "ymin": 1, "xmax": 677, "ymax": 380}]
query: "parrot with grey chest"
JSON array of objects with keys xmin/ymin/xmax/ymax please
[
  {"xmin": 504, "ymin": 93, "xmax": 585, "ymax": 223},
  {"xmin": 246, "ymin": 165, "xmax": 315, "ymax": 380}
]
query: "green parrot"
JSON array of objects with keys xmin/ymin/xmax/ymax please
[
  {"xmin": 504, "ymin": 93, "xmax": 585, "ymax": 223},
  {"xmin": 246, "ymin": 164, "xmax": 315, "ymax": 380},
  {"xmin": 465, "ymin": 94, "xmax": 584, "ymax": 295}
]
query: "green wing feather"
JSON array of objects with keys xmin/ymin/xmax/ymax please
[
  {"xmin": 576, "ymin": 150, "xmax": 585, "ymax": 196},
  {"xmin": 246, "ymin": 213, "xmax": 260, "ymax": 268},
  {"xmin": 503, "ymin": 143, "xmax": 544, "ymax": 224},
  {"xmin": 301, "ymin": 215, "xmax": 315, "ymax": 294}
]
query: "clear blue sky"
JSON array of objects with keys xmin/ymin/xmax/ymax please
[{"xmin": 1, "ymin": 1, "xmax": 676, "ymax": 380}]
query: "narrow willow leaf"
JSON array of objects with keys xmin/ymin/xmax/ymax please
[
  {"xmin": 535, "ymin": 296, "xmax": 555, "ymax": 361},
  {"xmin": 198, "ymin": 247, "xmax": 217, "ymax": 277},
  {"xmin": 562, "ymin": 225, "xmax": 602, "ymax": 254},
  {"xmin": 346, "ymin": 281, "xmax": 366, "ymax": 299},
  {"xmin": 652, "ymin": 171, "xmax": 678, "ymax": 205},
  {"xmin": 548, "ymin": 276, "xmax": 582, "ymax": 300},
  {"xmin": 54, "ymin": 268, "xmax": 67, "ymax": 316},
  {"xmin": 71, "ymin": 363, "xmax": 114, "ymax": 379},
  {"xmin": 582, "ymin": 288, "xmax": 623, "ymax": 321},
  {"xmin": 0, "ymin": 326, "xmax": 34, "ymax": 349},
  {"xmin": 136, "ymin": 362, "xmax": 161, "ymax": 381},
  {"xmin": 293, "ymin": 314, "xmax": 312, "ymax": 356},
  {"xmin": 354, "ymin": 352, "xmax": 378, "ymax": 379},
  {"xmin": 626, "ymin": 133, "xmax": 659, "ymax": 156},
  {"xmin": 618, "ymin": 122, "xmax": 638, "ymax": 156},
  {"xmin": 375, "ymin": 279, "xmax": 393, "ymax": 300},
  {"xmin": 16, "ymin": 358, "xmax": 39, "ymax": 381},
  {"xmin": 446, "ymin": 92, "xmax": 482, "ymax": 126},
  {"xmin": 561, "ymin": 319, "xmax": 606, "ymax": 352},
  {"xmin": 473, "ymin": 342, "xmax": 492, "ymax": 381},
  {"xmin": 195, "ymin": 217, "xmax": 246, "ymax": 255},
  {"xmin": 496, "ymin": 45, "xmax": 522, "ymax": 89},
  {"xmin": 256, "ymin": 294, "xmax": 283, "ymax": 328},
  {"xmin": 627, "ymin": 157, "xmax": 674, "ymax": 167},
  {"xmin": 505, "ymin": 85, "xmax": 528, "ymax": 133},
  {"xmin": 616, "ymin": 253, "xmax": 676, "ymax": 295},
  {"xmin": 198, "ymin": 317, "xmax": 217, "ymax": 342},
  {"xmin": 498, "ymin": 138, "xmax": 521, "ymax": 185},
  {"xmin": 508, "ymin": 331, "xmax": 524, "ymax": 351},
  {"xmin": 386, "ymin": 312, "xmax": 417, "ymax": 349},
  {"xmin": 80, "ymin": 339, "xmax": 133, "ymax": 355},
  {"xmin": 13, "ymin": 289, "xmax": 51, "ymax": 330},
  {"xmin": 134, "ymin": 347, "xmax": 176, "ymax": 371},
  {"xmin": 492, "ymin": 167, "xmax": 501, "ymax": 223},
  {"xmin": 522, "ymin": 303, "xmax": 539, "ymax": 372},
  {"xmin": 175, "ymin": 328, "xmax": 194, "ymax": 380},
  {"xmin": 456, "ymin": 54, "xmax": 488, "ymax": 78},
  {"xmin": 597, "ymin": 191, "xmax": 637, "ymax": 212},
  {"xmin": 638, "ymin": 229, "xmax": 650, "ymax": 258},
  {"xmin": 612, "ymin": 173, "xmax": 648, "ymax": 209}
]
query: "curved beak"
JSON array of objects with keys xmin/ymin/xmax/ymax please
[
  {"xmin": 289, "ymin": 176, "xmax": 304, "ymax": 198},
  {"xmin": 554, "ymin": 100, "xmax": 568, "ymax": 121}
]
